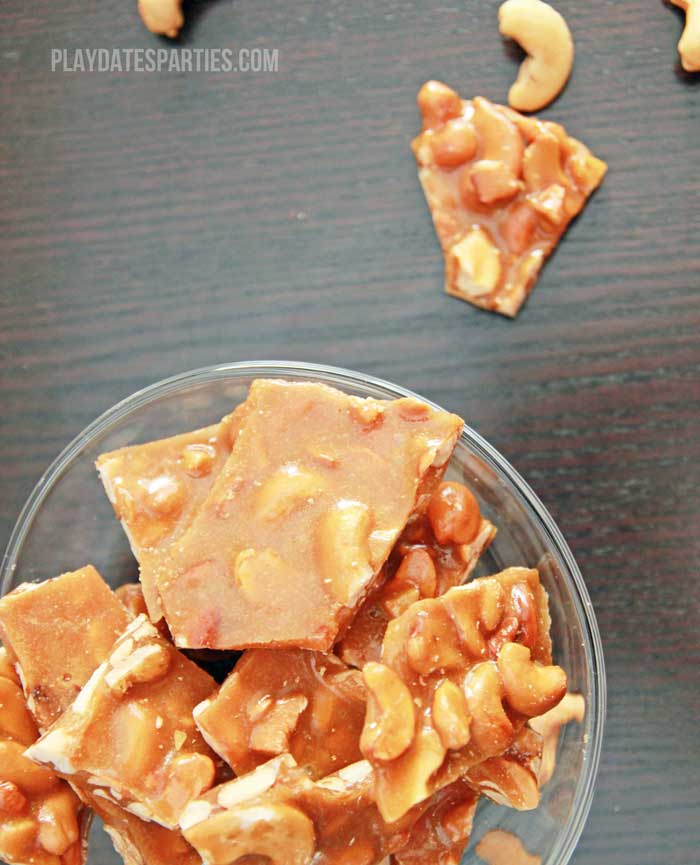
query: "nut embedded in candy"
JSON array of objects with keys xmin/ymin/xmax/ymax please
[
  {"xmin": 193, "ymin": 648, "xmax": 366, "ymax": 779},
  {"xmin": 360, "ymin": 568, "xmax": 566, "ymax": 822},
  {"xmin": 26, "ymin": 615, "xmax": 219, "ymax": 829},
  {"xmin": 0, "ymin": 571, "xmax": 219, "ymax": 865},
  {"xmin": 0, "ymin": 650, "xmax": 86, "ymax": 865},
  {"xmin": 360, "ymin": 663, "xmax": 416, "ymax": 762},
  {"xmin": 147, "ymin": 379, "xmax": 463, "ymax": 651},
  {"xmin": 497, "ymin": 642, "xmax": 567, "ymax": 716},
  {"xmin": 97, "ymin": 407, "xmax": 245, "ymax": 619},
  {"xmin": 412, "ymin": 84, "xmax": 607, "ymax": 316},
  {"xmin": 181, "ymin": 755, "xmax": 432, "ymax": 865},
  {"xmin": 337, "ymin": 492, "xmax": 496, "ymax": 670}
]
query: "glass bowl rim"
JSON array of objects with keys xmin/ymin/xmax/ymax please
[{"xmin": 0, "ymin": 360, "xmax": 605, "ymax": 865}]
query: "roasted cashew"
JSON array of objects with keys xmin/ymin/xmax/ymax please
[
  {"xmin": 498, "ymin": 0, "xmax": 575, "ymax": 112},
  {"xmin": 360, "ymin": 662, "xmax": 416, "ymax": 762},
  {"xmin": 137, "ymin": 0, "xmax": 184, "ymax": 39},
  {"xmin": 497, "ymin": 642, "xmax": 567, "ymax": 717},
  {"xmin": 671, "ymin": 0, "xmax": 700, "ymax": 72}
]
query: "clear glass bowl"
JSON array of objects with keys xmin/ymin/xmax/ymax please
[{"xmin": 0, "ymin": 361, "xmax": 605, "ymax": 865}]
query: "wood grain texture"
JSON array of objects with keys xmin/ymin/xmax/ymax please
[{"xmin": 1, "ymin": 1, "xmax": 699, "ymax": 863}]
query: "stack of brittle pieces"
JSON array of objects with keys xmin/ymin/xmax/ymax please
[{"xmin": 0, "ymin": 379, "xmax": 581, "ymax": 865}]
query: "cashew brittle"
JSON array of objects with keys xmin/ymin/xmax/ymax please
[
  {"xmin": 149, "ymin": 380, "xmax": 462, "ymax": 651},
  {"xmin": 194, "ymin": 647, "xmax": 366, "ymax": 779},
  {"xmin": 393, "ymin": 779, "xmax": 479, "ymax": 865},
  {"xmin": 412, "ymin": 83, "xmax": 607, "ymax": 317},
  {"xmin": 465, "ymin": 726, "xmax": 542, "ymax": 810},
  {"xmin": 337, "ymin": 498, "xmax": 496, "ymax": 669},
  {"xmin": 26, "ymin": 616, "xmax": 219, "ymax": 829},
  {"xmin": 180, "ymin": 756, "xmax": 423, "ymax": 865},
  {"xmin": 0, "ymin": 569, "xmax": 200, "ymax": 865},
  {"xmin": 0, "ymin": 649, "xmax": 87, "ymax": 865},
  {"xmin": 359, "ymin": 568, "xmax": 565, "ymax": 822},
  {"xmin": 97, "ymin": 406, "xmax": 245, "ymax": 620},
  {"xmin": 0, "ymin": 568, "xmax": 132, "ymax": 733}
]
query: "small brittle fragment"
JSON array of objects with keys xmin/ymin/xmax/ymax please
[
  {"xmin": 96, "ymin": 405, "xmax": 246, "ymax": 618},
  {"xmin": 412, "ymin": 83, "xmax": 607, "ymax": 317},
  {"xmin": 0, "ymin": 648, "xmax": 87, "ymax": 865},
  {"xmin": 194, "ymin": 647, "xmax": 366, "ymax": 779}
]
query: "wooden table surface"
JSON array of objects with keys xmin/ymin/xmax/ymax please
[{"xmin": 1, "ymin": 1, "xmax": 699, "ymax": 863}]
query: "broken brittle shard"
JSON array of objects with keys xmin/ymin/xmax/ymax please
[
  {"xmin": 0, "ymin": 647, "xmax": 88, "ymax": 865},
  {"xmin": 337, "ymin": 507, "xmax": 496, "ymax": 669},
  {"xmin": 145, "ymin": 379, "xmax": 463, "ymax": 651},
  {"xmin": 179, "ymin": 755, "xmax": 424, "ymax": 865},
  {"xmin": 0, "ymin": 568, "xmax": 202, "ymax": 864},
  {"xmin": 26, "ymin": 615, "xmax": 219, "ymax": 830},
  {"xmin": 194, "ymin": 647, "xmax": 366, "ymax": 779},
  {"xmin": 412, "ymin": 82, "xmax": 607, "ymax": 317},
  {"xmin": 0, "ymin": 566, "xmax": 131, "ymax": 732},
  {"xmin": 359, "ymin": 567, "xmax": 566, "ymax": 822}
]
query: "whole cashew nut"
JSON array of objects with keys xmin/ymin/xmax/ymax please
[
  {"xmin": 360, "ymin": 662, "xmax": 416, "ymax": 762},
  {"xmin": 498, "ymin": 0, "xmax": 575, "ymax": 112},
  {"xmin": 671, "ymin": 0, "xmax": 700, "ymax": 72},
  {"xmin": 497, "ymin": 642, "xmax": 567, "ymax": 717},
  {"xmin": 137, "ymin": 0, "xmax": 184, "ymax": 39}
]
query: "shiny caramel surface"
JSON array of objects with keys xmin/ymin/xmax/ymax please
[
  {"xmin": 359, "ymin": 568, "xmax": 565, "ymax": 822},
  {"xmin": 194, "ymin": 647, "xmax": 366, "ymax": 778},
  {"xmin": 0, "ymin": 567, "xmax": 131, "ymax": 731},
  {"xmin": 181, "ymin": 756, "xmax": 423, "ymax": 865},
  {"xmin": 0, "ymin": 649, "xmax": 86, "ymax": 865},
  {"xmin": 97, "ymin": 407, "xmax": 244, "ymax": 618},
  {"xmin": 87, "ymin": 793, "xmax": 200, "ymax": 865},
  {"xmin": 337, "ymin": 501, "xmax": 496, "ymax": 669},
  {"xmin": 148, "ymin": 379, "xmax": 463, "ymax": 651},
  {"xmin": 27, "ymin": 616, "xmax": 219, "ymax": 829},
  {"xmin": 0, "ymin": 569, "xmax": 199, "ymax": 863},
  {"xmin": 412, "ymin": 83, "xmax": 607, "ymax": 317},
  {"xmin": 392, "ymin": 779, "xmax": 478, "ymax": 865}
]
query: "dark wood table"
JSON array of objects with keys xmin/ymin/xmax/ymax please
[{"xmin": 1, "ymin": 1, "xmax": 699, "ymax": 863}]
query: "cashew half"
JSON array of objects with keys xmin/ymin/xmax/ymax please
[
  {"xmin": 672, "ymin": 0, "xmax": 700, "ymax": 72},
  {"xmin": 498, "ymin": 0, "xmax": 575, "ymax": 112},
  {"xmin": 137, "ymin": 0, "xmax": 184, "ymax": 39}
]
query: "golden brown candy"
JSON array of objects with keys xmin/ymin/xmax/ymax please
[{"xmin": 148, "ymin": 379, "xmax": 463, "ymax": 651}]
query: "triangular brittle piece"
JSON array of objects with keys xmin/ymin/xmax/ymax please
[{"xmin": 412, "ymin": 82, "xmax": 607, "ymax": 317}]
